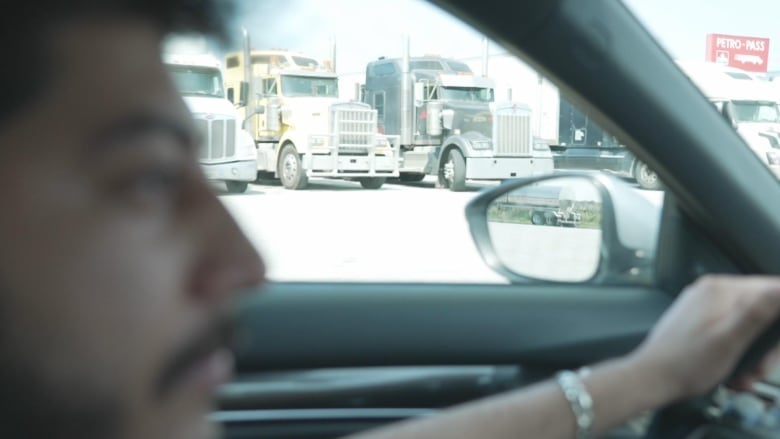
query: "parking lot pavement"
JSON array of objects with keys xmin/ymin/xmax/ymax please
[{"xmin": 217, "ymin": 175, "xmax": 661, "ymax": 283}]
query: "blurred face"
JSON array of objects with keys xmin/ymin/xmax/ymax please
[{"xmin": 0, "ymin": 18, "xmax": 264, "ymax": 439}]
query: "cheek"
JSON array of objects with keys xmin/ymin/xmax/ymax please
[{"xmin": 0, "ymin": 208, "xmax": 194, "ymax": 402}]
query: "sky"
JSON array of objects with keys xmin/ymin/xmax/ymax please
[{"xmin": 225, "ymin": 0, "xmax": 780, "ymax": 75}]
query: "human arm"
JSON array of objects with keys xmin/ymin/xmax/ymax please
[{"xmin": 346, "ymin": 275, "xmax": 780, "ymax": 439}]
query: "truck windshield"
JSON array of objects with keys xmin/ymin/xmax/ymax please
[
  {"xmin": 733, "ymin": 101, "xmax": 780, "ymax": 123},
  {"xmin": 440, "ymin": 86, "xmax": 494, "ymax": 103},
  {"xmin": 281, "ymin": 75, "xmax": 339, "ymax": 97},
  {"xmin": 167, "ymin": 65, "xmax": 224, "ymax": 98}
]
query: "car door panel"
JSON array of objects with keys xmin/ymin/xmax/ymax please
[{"xmin": 235, "ymin": 283, "xmax": 671, "ymax": 372}]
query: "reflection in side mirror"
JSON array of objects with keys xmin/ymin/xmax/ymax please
[
  {"xmin": 485, "ymin": 178, "xmax": 602, "ymax": 282},
  {"xmin": 466, "ymin": 173, "xmax": 661, "ymax": 284}
]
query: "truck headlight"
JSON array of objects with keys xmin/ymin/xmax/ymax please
[
  {"xmin": 471, "ymin": 140, "xmax": 491, "ymax": 150},
  {"xmin": 375, "ymin": 137, "xmax": 390, "ymax": 148},
  {"xmin": 310, "ymin": 136, "xmax": 327, "ymax": 147},
  {"xmin": 534, "ymin": 141, "xmax": 551, "ymax": 151},
  {"xmin": 767, "ymin": 151, "xmax": 780, "ymax": 165}
]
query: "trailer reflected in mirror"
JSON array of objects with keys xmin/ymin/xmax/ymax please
[{"xmin": 469, "ymin": 177, "xmax": 604, "ymax": 282}]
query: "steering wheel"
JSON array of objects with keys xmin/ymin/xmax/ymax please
[{"xmin": 645, "ymin": 322, "xmax": 780, "ymax": 439}]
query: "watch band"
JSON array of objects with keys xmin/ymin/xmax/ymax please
[{"xmin": 556, "ymin": 370, "xmax": 594, "ymax": 439}]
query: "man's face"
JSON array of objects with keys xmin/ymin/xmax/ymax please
[{"xmin": 0, "ymin": 19, "xmax": 264, "ymax": 439}]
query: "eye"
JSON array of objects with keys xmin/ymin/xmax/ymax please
[{"xmin": 118, "ymin": 165, "xmax": 185, "ymax": 206}]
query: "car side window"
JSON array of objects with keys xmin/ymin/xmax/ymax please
[{"xmin": 209, "ymin": 0, "xmax": 664, "ymax": 285}]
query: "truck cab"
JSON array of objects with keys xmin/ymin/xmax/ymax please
[
  {"xmin": 224, "ymin": 44, "xmax": 399, "ymax": 190},
  {"xmin": 163, "ymin": 52, "xmax": 257, "ymax": 193},
  {"xmin": 364, "ymin": 53, "xmax": 553, "ymax": 191},
  {"xmin": 678, "ymin": 60, "xmax": 780, "ymax": 178}
]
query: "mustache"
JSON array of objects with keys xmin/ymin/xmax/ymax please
[{"xmin": 155, "ymin": 315, "xmax": 235, "ymax": 400}]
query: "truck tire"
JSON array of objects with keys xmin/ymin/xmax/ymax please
[
  {"xmin": 442, "ymin": 149, "xmax": 467, "ymax": 192},
  {"xmin": 531, "ymin": 210, "xmax": 545, "ymax": 225},
  {"xmin": 278, "ymin": 144, "xmax": 309, "ymax": 190},
  {"xmin": 225, "ymin": 181, "xmax": 248, "ymax": 194},
  {"xmin": 358, "ymin": 177, "xmax": 386, "ymax": 189},
  {"xmin": 399, "ymin": 172, "xmax": 426, "ymax": 182},
  {"xmin": 633, "ymin": 160, "xmax": 662, "ymax": 190}
]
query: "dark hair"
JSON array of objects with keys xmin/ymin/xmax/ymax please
[{"xmin": 0, "ymin": 0, "xmax": 235, "ymax": 125}]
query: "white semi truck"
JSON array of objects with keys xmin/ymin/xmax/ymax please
[
  {"xmin": 678, "ymin": 60, "xmax": 780, "ymax": 178},
  {"xmin": 223, "ymin": 30, "xmax": 399, "ymax": 190},
  {"xmin": 163, "ymin": 42, "xmax": 257, "ymax": 193}
]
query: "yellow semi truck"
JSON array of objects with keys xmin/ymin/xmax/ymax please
[{"xmin": 224, "ymin": 30, "xmax": 399, "ymax": 190}]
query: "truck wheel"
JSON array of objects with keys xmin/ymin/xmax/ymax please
[
  {"xmin": 399, "ymin": 172, "xmax": 426, "ymax": 182},
  {"xmin": 358, "ymin": 177, "xmax": 386, "ymax": 189},
  {"xmin": 531, "ymin": 211, "xmax": 545, "ymax": 225},
  {"xmin": 442, "ymin": 149, "xmax": 467, "ymax": 192},
  {"xmin": 278, "ymin": 144, "xmax": 308, "ymax": 190},
  {"xmin": 633, "ymin": 160, "xmax": 662, "ymax": 190},
  {"xmin": 225, "ymin": 181, "xmax": 248, "ymax": 194}
]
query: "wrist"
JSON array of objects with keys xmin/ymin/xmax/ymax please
[{"xmin": 619, "ymin": 351, "xmax": 682, "ymax": 408}]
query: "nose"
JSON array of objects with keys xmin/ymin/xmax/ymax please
[{"xmin": 186, "ymin": 178, "xmax": 266, "ymax": 301}]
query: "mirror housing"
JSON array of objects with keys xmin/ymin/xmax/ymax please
[
  {"xmin": 413, "ymin": 82, "xmax": 425, "ymax": 107},
  {"xmin": 238, "ymin": 81, "xmax": 249, "ymax": 107},
  {"xmin": 241, "ymin": 103, "xmax": 267, "ymax": 130},
  {"xmin": 465, "ymin": 173, "xmax": 662, "ymax": 284},
  {"xmin": 721, "ymin": 101, "xmax": 738, "ymax": 130},
  {"xmin": 441, "ymin": 109, "xmax": 455, "ymax": 130}
]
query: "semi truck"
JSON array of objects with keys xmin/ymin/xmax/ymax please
[
  {"xmin": 460, "ymin": 51, "xmax": 661, "ymax": 190},
  {"xmin": 224, "ymin": 30, "xmax": 399, "ymax": 190},
  {"xmin": 360, "ymin": 38, "xmax": 554, "ymax": 192},
  {"xmin": 163, "ymin": 40, "xmax": 257, "ymax": 193},
  {"xmin": 678, "ymin": 60, "xmax": 780, "ymax": 178}
]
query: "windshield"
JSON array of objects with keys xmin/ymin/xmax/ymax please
[
  {"xmin": 281, "ymin": 75, "xmax": 339, "ymax": 97},
  {"xmin": 439, "ymin": 86, "xmax": 494, "ymax": 103},
  {"xmin": 168, "ymin": 65, "xmax": 224, "ymax": 98},
  {"xmin": 733, "ymin": 101, "xmax": 780, "ymax": 123}
]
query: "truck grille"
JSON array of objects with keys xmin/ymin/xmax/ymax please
[
  {"xmin": 493, "ymin": 106, "xmax": 532, "ymax": 157},
  {"xmin": 194, "ymin": 116, "xmax": 236, "ymax": 160},
  {"xmin": 330, "ymin": 103, "xmax": 377, "ymax": 154}
]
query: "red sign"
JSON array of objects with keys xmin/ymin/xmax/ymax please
[{"xmin": 705, "ymin": 33, "xmax": 770, "ymax": 72}]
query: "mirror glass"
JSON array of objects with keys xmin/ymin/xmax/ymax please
[{"xmin": 486, "ymin": 177, "xmax": 603, "ymax": 282}]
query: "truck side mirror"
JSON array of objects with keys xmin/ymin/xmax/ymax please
[
  {"xmin": 255, "ymin": 105, "xmax": 265, "ymax": 115},
  {"xmin": 239, "ymin": 81, "xmax": 249, "ymax": 106},
  {"xmin": 227, "ymin": 88, "xmax": 235, "ymax": 104},
  {"xmin": 721, "ymin": 101, "xmax": 738, "ymax": 130},
  {"xmin": 441, "ymin": 109, "xmax": 455, "ymax": 130},
  {"xmin": 413, "ymin": 82, "xmax": 425, "ymax": 107}
]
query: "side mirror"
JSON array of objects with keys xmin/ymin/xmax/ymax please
[
  {"xmin": 227, "ymin": 88, "xmax": 235, "ymax": 104},
  {"xmin": 239, "ymin": 81, "xmax": 249, "ymax": 107},
  {"xmin": 441, "ymin": 109, "xmax": 455, "ymax": 130},
  {"xmin": 465, "ymin": 173, "xmax": 661, "ymax": 283},
  {"xmin": 721, "ymin": 101, "xmax": 738, "ymax": 129},
  {"xmin": 426, "ymin": 101, "xmax": 444, "ymax": 136},
  {"xmin": 254, "ymin": 105, "xmax": 266, "ymax": 115},
  {"xmin": 413, "ymin": 82, "xmax": 425, "ymax": 107}
]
